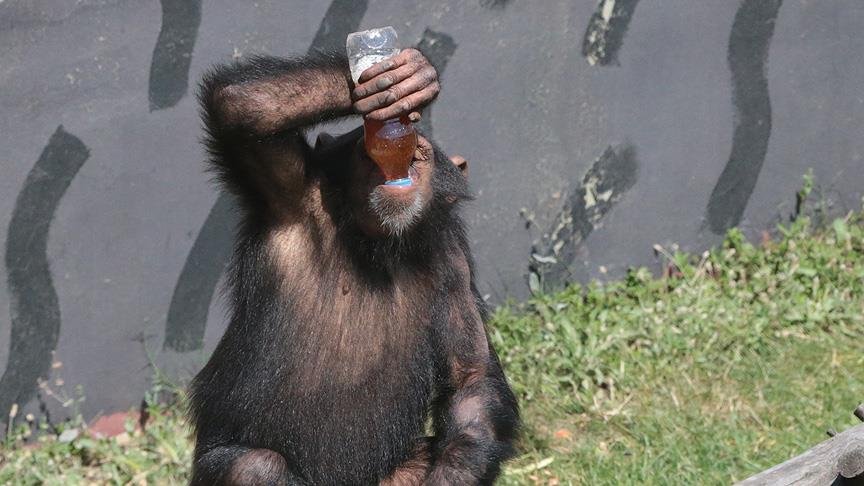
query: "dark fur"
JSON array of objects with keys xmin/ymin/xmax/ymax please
[{"xmin": 188, "ymin": 52, "xmax": 518, "ymax": 485}]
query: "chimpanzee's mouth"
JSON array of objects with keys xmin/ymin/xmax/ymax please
[
  {"xmin": 374, "ymin": 163, "xmax": 419, "ymax": 194},
  {"xmin": 368, "ymin": 163, "xmax": 425, "ymax": 236},
  {"xmin": 382, "ymin": 165, "xmax": 418, "ymax": 188}
]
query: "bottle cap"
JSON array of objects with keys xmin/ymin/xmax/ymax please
[{"xmin": 384, "ymin": 177, "xmax": 412, "ymax": 186}]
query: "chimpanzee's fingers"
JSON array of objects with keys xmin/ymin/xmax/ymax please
[
  {"xmin": 414, "ymin": 137, "xmax": 434, "ymax": 161},
  {"xmin": 408, "ymin": 112, "xmax": 421, "ymax": 123},
  {"xmin": 357, "ymin": 48, "xmax": 424, "ymax": 84},
  {"xmin": 354, "ymin": 67, "xmax": 438, "ymax": 116},
  {"xmin": 365, "ymin": 82, "xmax": 440, "ymax": 121},
  {"xmin": 353, "ymin": 62, "xmax": 421, "ymax": 100}
]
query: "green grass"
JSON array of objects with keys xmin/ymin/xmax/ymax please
[
  {"xmin": 496, "ymin": 210, "xmax": 864, "ymax": 485},
  {"xmin": 0, "ymin": 386, "xmax": 191, "ymax": 485},
  {"xmin": 2, "ymin": 208, "xmax": 863, "ymax": 485}
]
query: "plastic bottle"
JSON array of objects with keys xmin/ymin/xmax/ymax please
[{"xmin": 347, "ymin": 27, "xmax": 417, "ymax": 186}]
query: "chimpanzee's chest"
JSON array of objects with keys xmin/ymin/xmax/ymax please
[
  {"xmin": 272, "ymin": 333, "xmax": 435, "ymax": 484},
  {"xmin": 258, "ymin": 271, "xmax": 440, "ymax": 481},
  {"xmin": 244, "ymin": 227, "xmax": 446, "ymax": 481},
  {"xmin": 277, "ymin": 264, "xmax": 438, "ymax": 379}
]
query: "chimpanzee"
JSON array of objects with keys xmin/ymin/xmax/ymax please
[{"xmin": 188, "ymin": 47, "xmax": 519, "ymax": 485}]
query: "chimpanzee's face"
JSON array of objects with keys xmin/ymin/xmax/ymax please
[{"xmin": 348, "ymin": 135, "xmax": 435, "ymax": 238}]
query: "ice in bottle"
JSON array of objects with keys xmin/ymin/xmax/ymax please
[{"xmin": 347, "ymin": 27, "xmax": 417, "ymax": 186}]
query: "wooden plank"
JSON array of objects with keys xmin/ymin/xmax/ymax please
[{"xmin": 736, "ymin": 424, "xmax": 864, "ymax": 485}]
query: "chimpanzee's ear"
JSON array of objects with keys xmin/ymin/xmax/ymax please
[{"xmin": 450, "ymin": 155, "xmax": 468, "ymax": 178}]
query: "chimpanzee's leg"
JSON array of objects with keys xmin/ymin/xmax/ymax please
[
  {"xmin": 379, "ymin": 437, "xmax": 433, "ymax": 486},
  {"xmin": 191, "ymin": 445, "xmax": 304, "ymax": 486}
]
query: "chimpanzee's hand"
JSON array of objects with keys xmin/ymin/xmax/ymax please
[{"xmin": 352, "ymin": 48, "xmax": 440, "ymax": 121}]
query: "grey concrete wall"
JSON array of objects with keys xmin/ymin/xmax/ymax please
[{"xmin": 0, "ymin": 0, "xmax": 862, "ymax": 424}]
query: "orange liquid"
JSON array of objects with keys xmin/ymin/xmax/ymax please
[{"xmin": 364, "ymin": 115, "xmax": 417, "ymax": 181}]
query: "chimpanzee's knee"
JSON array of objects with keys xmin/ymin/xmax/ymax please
[
  {"xmin": 193, "ymin": 446, "xmax": 298, "ymax": 486},
  {"xmin": 223, "ymin": 449, "xmax": 292, "ymax": 486}
]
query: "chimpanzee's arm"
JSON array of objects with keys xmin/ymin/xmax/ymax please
[
  {"xmin": 199, "ymin": 49, "xmax": 439, "ymax": 212},
  {"xmin": 198, "ymin": 52, "xmax": 355, "ymax": 208},
  {"xmin": 427, "ymin": 258, "xmax": 520, "ymax": 485},
  {"xmin": 201, "ymin": 53, "xmax": 354, "ymax": 139}
]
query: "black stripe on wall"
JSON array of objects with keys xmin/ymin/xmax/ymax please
[{"xmin": 0, "ymin": 126, "xmax": 89, "ymax": 421}]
